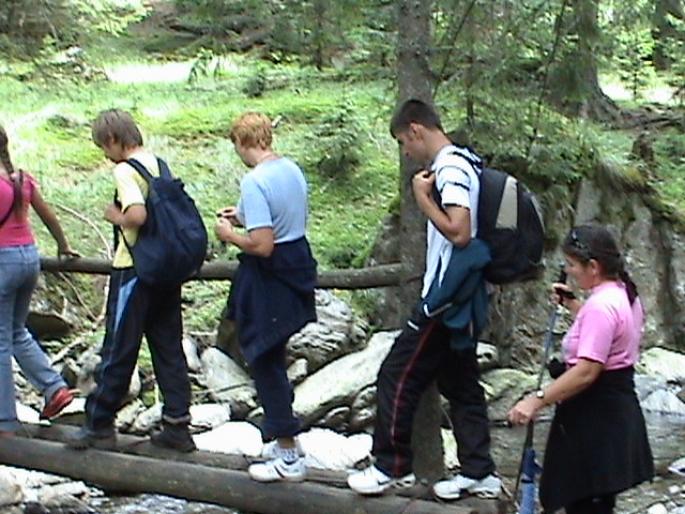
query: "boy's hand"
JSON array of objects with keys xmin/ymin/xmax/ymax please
[
  {"xmin": 104, "ymin": 204, "xmax": 123, "ymax": 225},
  {"xmin": 412, "ymin": 170, "xmax": 435, "ymax": 198},
  {"xmin": 215, "ymin": 217, "xmax": 234, "ymax": 243}
]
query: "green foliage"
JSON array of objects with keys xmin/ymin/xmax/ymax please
[
  {"xmin": 0, "ymin": 0, "xmax": 146, "ymax": 57},
  {"xmin": 662, "ymin": 18, "xmax": 685, "ymax": 104},
  {"xmin": 310, "ymin": 103, "xmax": 362, "ymax": 177}
]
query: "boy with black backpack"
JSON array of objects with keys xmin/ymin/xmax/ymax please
[
  {"xmin": 67, "ymin": 109, "xmax": 197, "ymax": 452},
  {"xmin": 348, "ymin": 99, "xmax": 502, "ymax": 499}
]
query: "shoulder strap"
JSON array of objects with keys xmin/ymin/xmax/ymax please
[
  {"xmin": 126, "ymin": 158, "xmax": 155, "ymax": 183},
  {"xmin": 156, "ymin": 158, "xmax": 173, "ymax": 179}
]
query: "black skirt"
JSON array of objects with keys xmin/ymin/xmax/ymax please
[{"xmin": 539, "ymin": 367, "xmax": 654, "ymax": 513}]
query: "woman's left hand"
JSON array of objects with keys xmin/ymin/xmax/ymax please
[{"xmin": 507, "ymin": 396, "xmax": 544, "ymax": 425}]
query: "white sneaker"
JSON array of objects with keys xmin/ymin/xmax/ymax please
[
  {"xmin": 433, "ymin": 473, "xmax": 502, "ymax": 500},
  {"xmin": 347, "ymin": 465, "xmax": 416, "ymax": 495},
  {"xmin": 261, "ymin": 439, "xmax": 305, "ymax": 459},
  {"xmin": 248, "ymin": 457, "xmax": 306, "ymax": 483}
]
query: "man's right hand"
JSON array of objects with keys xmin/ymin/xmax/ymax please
[{"xmin": 216, "ymin": 206, "xmax": 242, "ymax": 227}]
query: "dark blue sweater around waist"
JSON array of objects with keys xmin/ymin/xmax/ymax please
[
  {"xmin": 421, "ymin": 238, "xmax": 491, "ymax": 350},
  {"xmin": 226, "ymin": 237, "xmax": 317, "ymax": 364}
]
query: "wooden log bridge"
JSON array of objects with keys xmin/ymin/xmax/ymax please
[
  {"xmin": 0, "ymin": 424, "xmax": 506, "ymax": 514},
  {"xmin": 40, "ymin": 257, "xmax": 406, "ymax": 289}
]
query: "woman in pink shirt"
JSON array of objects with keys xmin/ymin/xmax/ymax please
[
  {"xmin": 508, "ymin": 225, "xmax": 653, "ymax": 513},
  {"xmin": 0, "ymin": 125, "xmax": 79, "ymax": 436}
]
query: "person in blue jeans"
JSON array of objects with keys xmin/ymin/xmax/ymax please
[{"xmin": 0, "ymin": 124, "xmax": 79, "ymax": 436}]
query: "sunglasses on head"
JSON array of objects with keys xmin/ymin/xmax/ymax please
[{"xmin": 570, "ymin": 229, "xmax": 592, "ymax": 259}]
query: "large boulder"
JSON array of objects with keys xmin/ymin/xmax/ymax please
[
  {"xmin": 199, "ymin": 348, "xmax": 256, "ymax": 418},
  {"xmin": 481, "ymin": 368, "xmax": 537, "ymax": 422},
  {"xmin": 637, "ymin": 348, "xmax": 685, "ymax": 384},
  {"xmin": 287, "ymin": 290, "xmax": 368, "ymax": 373},
  {"xmin": 292, "ymin": 331, "xmax": 396, "ymax": 426}
]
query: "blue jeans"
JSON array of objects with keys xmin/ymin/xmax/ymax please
[{"xmin": 0, "ymin": 245, "xmax": 67, "ymax": 432}]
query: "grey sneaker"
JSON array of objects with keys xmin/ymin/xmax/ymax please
[
  {"xmin": 347, "ymin": 465, "xmax": 415, "ymax": 495},
  {"xmin": 433, "ymin": 473, "xmax": 502, "ymax": 500}
]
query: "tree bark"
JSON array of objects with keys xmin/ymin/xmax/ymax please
[
  {"xmin": 39, "ymin": 257, "xmax": 404, "ymax": 289},
  {"xmin": 550, "ymin": 0, "xmax": 622, "ymax": 123},
  {"xmin": 396, "ymin": 0, "xmax": 444, "ymax": 482},
  {"xmin": 0, "ymin": 431, "xmax": 479, "ymax": 514}
]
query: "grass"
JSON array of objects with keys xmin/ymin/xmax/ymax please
[{"xmin": 2, "ymin": 31, "xmax": 683, "ymax": 341}]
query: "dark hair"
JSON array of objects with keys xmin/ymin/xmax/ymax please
[
  {"xmin": 0, "ymin": 124, "xmax": 24, "ymax": 217},
  {"xmin": 562, "ymin": 224, "xmax": 639, "ymax": 305},
  {"xmin": 92, "ymin": 109, "xmax": 144, "ymax": 148},
  {"xmin": 389, "ymin": 98, "xmax": 443, "ymax": 137}
]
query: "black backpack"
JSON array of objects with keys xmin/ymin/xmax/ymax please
[
  {"xmin": 120, "ymin": 158, "xmax": 208, "ymax": 288},
  {"xmin": 436, "ymin": 147, "xmax": 545, "ymax": 284}
]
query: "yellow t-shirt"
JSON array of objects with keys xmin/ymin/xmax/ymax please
[{"xmin": 112, "ymin": 150, "xmax": 160, "ymax": 269}]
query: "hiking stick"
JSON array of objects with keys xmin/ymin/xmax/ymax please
[{"xmin": 513, "ymin": 266, "xmax": 567, "ymax": 513}]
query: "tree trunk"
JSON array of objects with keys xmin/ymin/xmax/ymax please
[
  {"xmin": 550, "ymin": 0, "xmax": 622, "ymax": 123},
  {"xmin": 653, "ymin": 0, "xmax": 685, "ymax": 70},
  {"xmin": 395, "ymin": 0, "xmax": 444, "ymax": 482}
]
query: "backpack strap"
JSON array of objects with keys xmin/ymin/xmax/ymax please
[{"xmin": 126, "ymin": 158, "xmax": 155, "ymax": 183}]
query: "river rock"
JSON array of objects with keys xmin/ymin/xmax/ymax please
[
  {"xmin": 647, "ymin": 504, "xmax": 668, "ymax": 514},
  {"xmin": 117, "ymin": 399, "xmax": 146, "ymax": 431},
  {"xmin": 635, "ymin": 374, "xmax": 668, "ymax": 401},
  {"xmin": 193, "ymin": 421, "xmax": 263, "ymax": 457},
  {"xmin": 349, "ymin": 385, "xmax": 376, "ymax": 431},
  {"xmin": 190, "ymin": 403, "xmax": 231, "ymax": 430},
  {"xmin": 73, "ymin": 344, "xmax": 140, "ymax": 401},
  {"xmin": 642, "ymin": 390, "xmax": 685, "ymax": 416},
  {"xmin": 638, "ymin": 348, "xmax": 685, "ymax": 384},
  {"xmin": 294, "ymin": 428, "xmax": 372, "ymax": 471},
  {"xmin": 0, "ymin": 468, "xmax": 23, "ymax": 506},
  {"xmin": 199, "ymin": 348, "xmax": 256, "ymax": 418},
  {"xmin": 481, "ymin": 368, "xmax": 537, "ymax": 422},
  {"xmin": 477, "ymin": 342, "xmax": 499, "ymax": 371},
  {"xmin": 131, "ymin": 403, "xmax": 162, "ymax": 433},
  {"xmin": 669, "ymin": 456, "xmax": 685, "ymax": 476},
  {"xmin": 16, "ymin": 402, "xmax": 41, "ymax": 424},
  {"xmin": 183, "ymin": 337, "xmax": 202, "ymax": 373},
  {"xmin": 287, "ymin": 358, "xmax": 308, "ymax": 385},
  {"xmin": 25, "ymin": 312, "xmax": 72, "ymax": 341},
  {"xmin": 292, "ymin": 331, "xmax": 396, "ymax": 425},
  {"xmin": 320, "ymin": 406, "xmax": 350, "ymax": 430},
  {"xmin": 442, "ymin": 428, "xmax": 460, "ymax": 471},
  {"xmin": 287, "ymin": 290, "xmax": 368, "ymax": 373}
]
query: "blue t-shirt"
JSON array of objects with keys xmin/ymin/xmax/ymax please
[{"xmin": 237, "ymin": 157, "xmax": 308, "ymax": 243}]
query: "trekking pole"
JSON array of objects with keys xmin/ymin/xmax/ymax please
[{"xmin": 513, "ymin": 265, "xmax": 567, "ymax": 514}]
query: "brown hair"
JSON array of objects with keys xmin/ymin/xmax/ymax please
[
  {"xmin": 562, "ymin": 224, "xmax": 639, "ymax": 305},
  {"xmin": 92, "ymin": 109, "xmax": 144, "ymax": 148},
  {"xmin": 229, "ymin": 112, "xmax": 272, "ymax": 149},
  {"xmin": 0, "ymin": 124, "xmax": 24, "ymax": 217}
]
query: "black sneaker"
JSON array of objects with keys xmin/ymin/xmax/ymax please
[
  {"xmin": 66, "ymin": 425, "xmax": 116, "ymax": 450},
  {"xmin": 150, "ymin": 424, "xmax": 196, "ymax": 453}
]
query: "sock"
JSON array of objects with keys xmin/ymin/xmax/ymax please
[{"xmin": 277, "ymin": 445, "xmax": 299, "ymax": 464}]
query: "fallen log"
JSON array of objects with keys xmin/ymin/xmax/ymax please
[
  {"xmin": 0, "ymin": 433, "xmax": 481, "ymax": 514},
  {"xmin": 40, "ymin": 257, "xmax": 405, "ymax": 289}
]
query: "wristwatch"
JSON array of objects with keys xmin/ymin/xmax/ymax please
[{"xmin": 535, "ymin": 389, "xmax": 545, "ymax": 400}]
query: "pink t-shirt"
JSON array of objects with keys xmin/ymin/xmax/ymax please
[
  {"xmin": 562, "ymin": 281, "xmax": 644, "ymax": 370},
  {"xmin": 0, "ymin": 172, "xmax": 36, "ymax": 247}
]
